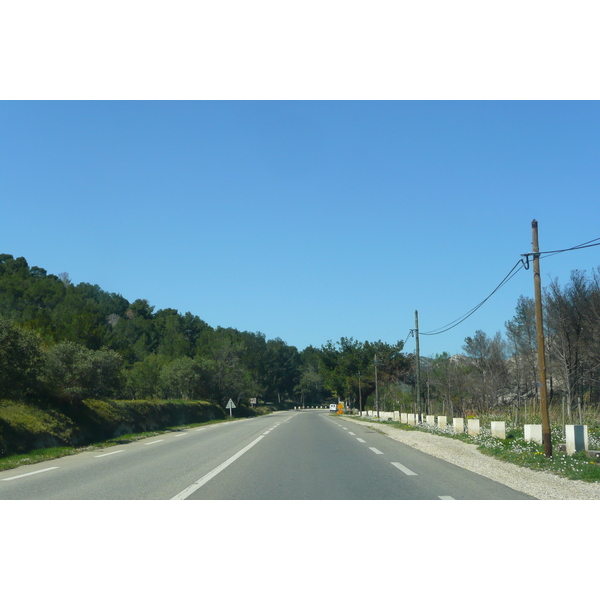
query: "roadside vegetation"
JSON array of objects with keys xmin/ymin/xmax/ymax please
[
  {"xmin": 349, "ymin": 413, "xmax": 600, "ymax": 483},
  {"xmin": 4, "ymin": 251, "xmax": 600, "ymax": 483},
  {"xmin": 0, "ymin": 413, "xmax": 249, "ymax": 473},
  {"xmin": 0, "ymin": 395, "xmax": 277, "ymax": 468}
]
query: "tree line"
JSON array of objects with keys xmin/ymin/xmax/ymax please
[
  {"xmin": 0, "ymin": 254, "xmax": 409, "ymax": 409},
  {"xmin": 4, "ymin": 253, "xmax": 598, "ymax": 420},
  {"xmin": 423, "ymin": 268, "xmax": 600, "ymax": 423}
]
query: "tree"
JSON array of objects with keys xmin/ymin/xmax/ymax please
[
  {"xmin": 197, "ymin": 329, "xmax": 260, "ymax": 404},
  {"xmin": 545, "ymin": 270, "xmax": 598, "ymax": 420},
  {"xmin": 51, "ymin": 287, "xmax": 107, "ymax": 349},
  {"xmin": 111, "ymin": 299, "xmax": 158, "ymax": 362},
  {"xmin": 260, "ymin": 338, "xmax": 301, "ymax": 402},
  {"xmin": 317, "ymin": 338, "xmax": 409, "ymax": 410},
  {"xmin": 155, "ymin": 309, "xmax": 192, "ymax": 358},
  {"xmin": 505, "ymin": 295, "xmax": 539, "ymax": 416},
  {"xmin": 428, "ymin": 352, "xmax": 454, "ymax": 415},
  {"xmin": 160, "ymin": 356, "xmax": 207, "ymax": 400},
  {"xmin": 0, "ymin": 317, "xmax": 44, "ymax": 400},
  {"xmin": 462, "ymin": 330, "xmax": 508, "ymax": 413},
  {"xmin": 124, "ymin": 354, "xmax": 167, "ymax": 399},
  {"xmin": 42, "ymin": 342, "xmax": 123, "ymax": 403}
]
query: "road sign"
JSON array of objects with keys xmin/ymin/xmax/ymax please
[
  {"xmin": 250, "ymin": 398, "xmax": 257, "ymax": 405},
  {"xmin": 226, "ymin": 398, "xmax": 236, "ymax": 417}
]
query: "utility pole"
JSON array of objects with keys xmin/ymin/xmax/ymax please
[
  {"xmin": 358, "ymin": 372, "xmax": 362, "ymax": 416},
  {"xmin": 374, "ymin": 354, "xmax": 379, "ymax": 418},
  {"xmin": 415, "ymin": 310, "xmax": 421, "ymax": 423},
  {"xmin": 532, "ymin": 219, "xmax": 553, "ymax": 457}
]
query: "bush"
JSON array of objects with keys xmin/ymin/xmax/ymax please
[
  {"xmin": 0, "ymin": 317, "xmax": 44, "ymax": 400},
  {"xmin": 42, "ymin": 342, "xmax": 123, "ymax": 402}
]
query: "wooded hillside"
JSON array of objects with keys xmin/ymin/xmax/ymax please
[
  {"xmin": 3, "ymin": 252, "xmax": 599, "ymax": 424},
  {"xmin": 0, "ymin": 253, "xmax": 408, "ymax": 410}
]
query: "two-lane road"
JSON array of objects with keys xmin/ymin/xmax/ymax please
[{"xmin": 0, "ymin": 410, "xmax": 533, "ymax": 500}]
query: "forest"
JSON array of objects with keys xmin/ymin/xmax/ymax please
[
  {"xmin": 422, "ymin": 268, "xmax": 600, "ymax": 424},
  {"xmin": 2, "ymin": 253, "xmax": 600, "ymax": 425},
  {"xmin": 0, "ymin": 253, "xmax": 407, "ymax": 411}
]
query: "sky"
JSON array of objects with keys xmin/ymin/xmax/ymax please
[
  {"xmin": 2, "ymin": 100, "xmax": 600, "ymax": 358},
  {"xmin": 3, "ymin": 0, "xmax": 599, "ymax": 586}
]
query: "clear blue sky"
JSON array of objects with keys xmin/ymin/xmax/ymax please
[
  {"xmin": 2, "ymin": 101, "xmax": 600, "ymax": 357},
  {"xmin": 2, "ymin": 2, "xmax": 598, "ymax": 576}
]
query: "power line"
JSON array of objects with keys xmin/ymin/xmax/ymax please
[
  {"xmin": 412, "ymin": 231, "xmax": 599, "ymax": 340},
  {"xmin": 523, "ymin": 235, "xmax": 600, "ymax": 262},
  {"xmin": 420, "ymin": 260, "xmax": 525, "ymax": 336}
]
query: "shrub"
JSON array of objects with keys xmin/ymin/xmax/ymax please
[
  {"xmin": 42, "ymin": 342, "xmax": 123, "ymax": 402},
  {"xmin": 0, "ymin": 317, "xmax": 44, "ymax": 400}
]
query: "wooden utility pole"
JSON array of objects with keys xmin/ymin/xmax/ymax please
[
  {"xmin": 415, "ymin": 310, "xmax": 421, "ymax": 423},
  {"xmin": 532, "ymin": 219, "xmax": 553, "ymax": 457},
  {"xmin": 374, "ymin": 354, "xmax": 379, "ymax": 418},
  {"xmin": 358, "ymin": 371, "xmax": 362, "ymax": 416}
]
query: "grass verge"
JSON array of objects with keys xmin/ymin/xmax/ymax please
[
  {"xmin": 0, "ymin": 416, "xmax": 246, "ymax": 473},
  {"xmin": 346, "ymin": 415, "xmax": 600, "ymax": 483}
]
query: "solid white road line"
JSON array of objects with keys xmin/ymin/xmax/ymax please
[
  {"xmin": 438, "ymin": 496, "xmax": 455, "ymax": 500},
  {"xmin": 391, "ymin": 462, "xmax": 417, "ymax": 476},
  {"xmin": 1, "ymin": 466, "xmax": 59, "ymax": 481},
  {"xmin": 171, "ymin": 435, "xmax": 265, "ymax": 500},
  {"xmin": 369, "ymin": 447, "xmax": 384, "ymax": 454},
  {"xmin": 94, "ymin": 450, "xmax": 125, "ymax": 458}
]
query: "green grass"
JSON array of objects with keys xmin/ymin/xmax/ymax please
[
  {"xmin": 348, "ymin": 415, "xmax": 600, "ymax": 483},
  {"xmin": 0, "ymin": 394, "xmax": 282, "ymax": 469},
  {"xmin": 0, "ymin": 446, "xmax": 82, "ymax": 471},
  {"xmin": 0, "ymin": 415, "xmax": 248, "ymax": 472}
]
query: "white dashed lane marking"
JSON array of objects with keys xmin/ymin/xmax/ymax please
[
  {"xmin": 356, "ymin": 438, "xmax": 366, "ymax": 443},
  {"xmin": 438, "ymin": 496, "xmax": 455, "ymax": 500},
  {"xmin": 391, "ymin": 462, "xmax": 417, "ymax": 476},
  {"xmin": 369, "ymin": 447, "xmax": 384, "ymax": 455},
  {"xmin": 94, "ymin": 450, "xmax": 125, "ymax": 458},
  {"xmin": 1, "ymin": 467, "xmax": 59, "ymax": 481}
]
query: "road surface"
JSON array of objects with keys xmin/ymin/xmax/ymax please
[{"xmin": 0, "ymin": 410, "xmax": 533, "ymax": 500}]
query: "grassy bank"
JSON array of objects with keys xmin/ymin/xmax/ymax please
[{"xmin": 0, "ymin": 398, "xmax": 277, "ymax": 471}]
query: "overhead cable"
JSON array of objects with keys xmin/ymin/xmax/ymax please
[
  {"xmin": 524, "ymin": 235, "xmax": 600, "ymax": 261},
  {"xmin": 413, "ymin": 231, "xmax": 598, "ymax": 339},
  {"xmin": 419, "ymin": 260, "xmax": 525, "ymax": 336}
]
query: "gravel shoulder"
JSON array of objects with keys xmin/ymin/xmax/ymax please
[{"xmin": 342, "ymin": 416, "xmax": 600, "ymax": 500}]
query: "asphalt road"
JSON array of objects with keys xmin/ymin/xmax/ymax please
[{"xmin": 0, "ymin": 410, "xmax": 533, "ymax": 500}]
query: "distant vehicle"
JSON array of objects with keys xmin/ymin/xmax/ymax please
[{"xmin": 329, "ymin": 404, "xmax": 337, "ymax": 412}]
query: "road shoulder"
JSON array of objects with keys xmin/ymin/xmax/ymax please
[{"xmin": 341, "ymin": 416, "xmax": 600, "ymax": 500}]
